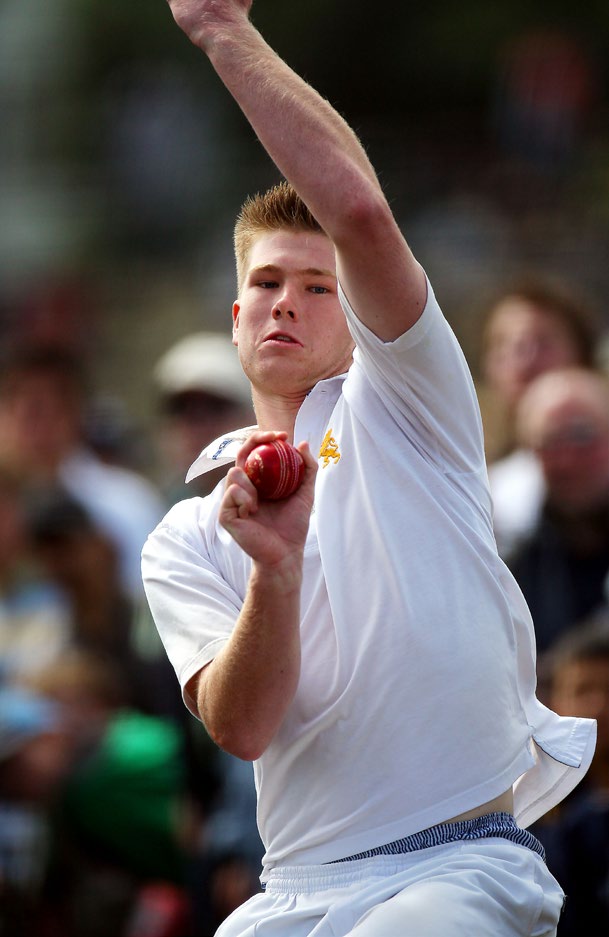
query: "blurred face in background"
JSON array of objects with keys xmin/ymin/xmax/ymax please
[
  {"xmin": 162, "ymin": 390, "xmax": 253, "ymax": 470},
  {"xmin": 0, "ymin": 369, "xmax": 82, "ymax": 474},
  {"xmin": 517, "ymin": 368, "xmax": 609, "ymax": 513},
  {"xmin": 482, "ymin": 298, "xmax": 584, "ymax": 408}
]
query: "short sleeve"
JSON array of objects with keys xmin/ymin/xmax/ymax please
[
  {"xmin": 338, "ymin": 276, "xmax": 486, "ymax": 475},
  {"xmin": 141, "ymin": 500, "xmax": 243, "ymax": 716}
]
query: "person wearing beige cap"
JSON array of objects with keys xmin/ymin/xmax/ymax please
[{"xmin": 153, "ymin": 332, "xmax": 255, "ymax": 502}]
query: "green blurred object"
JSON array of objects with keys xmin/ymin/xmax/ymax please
[{"xmin": 64, "ymin": 710, "xmax": 187, "ymax": 882}]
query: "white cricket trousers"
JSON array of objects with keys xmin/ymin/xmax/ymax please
[{"xmin": 215, "ymin": 839, "xmax": 564, "ymax": 937}]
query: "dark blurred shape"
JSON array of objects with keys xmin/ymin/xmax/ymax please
[
  {"xmin": 494, "ymin": 29, "xmax": 598, "ymax": 174},
  {"xmin": 0, "ymin": 685, "xmax": 74, "ymax": 937},
  {"xmin": 84, "ymin": 392, "xmax": 150, "ymax": 472},
  {"xmin": 102, "ymin": 64, "xmax": 222, "ymax": 253}
]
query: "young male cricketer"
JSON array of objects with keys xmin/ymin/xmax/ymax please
[{"xmin": 142, "ymin": 2, "xmax": 597, "ymax": 934}]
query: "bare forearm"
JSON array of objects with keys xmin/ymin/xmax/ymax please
[
  {"xmin": 197, "ymin": 561, "xmax": 302, "ymax": 760},
  {"xmin": 195, "ymin": 19, "xmax": 384, "ymax": 241}
]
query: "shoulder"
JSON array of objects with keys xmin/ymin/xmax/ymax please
[{"xmin": 338, "ymin": 272, "xmax": 442, "ymax": 357}]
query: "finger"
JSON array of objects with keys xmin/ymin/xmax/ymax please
[
  {"xmin": 221, "ymin": 480, "xmax": 257, "ymax": 522},
  {"xmin": 296, "ymin": 440, "xmax": 318, "ymax": 472},
  {"xmin": 223, "ymin": 465, "xmax": 259, "ymax": 508},
  {"xmin": 234, "ymin": 430, "xmax": 288, "ymax": 468},
  {"xmin": 296, "ymin": 441, "xmax": 319, "ymax": 488}
]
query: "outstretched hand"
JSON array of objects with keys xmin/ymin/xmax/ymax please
[
  {"xmin": 166, "ymin": 0, "xmax": 253, "ymax": 49},
  {"xmin": 219, "ymin": 430, "xmax": 317, "ymax": 573}
]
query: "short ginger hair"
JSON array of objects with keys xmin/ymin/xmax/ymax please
[{"xmin": 233, "ymin": 180, "xmax": 324, "ymax": 293}]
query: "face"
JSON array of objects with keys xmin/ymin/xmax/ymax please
[
  {"xmin": 483, "ymin": 299, "xmax": 581, "ymax": 407},
  {"xmin": 0, "ymin": 372, "xmax": 80, "ymax": 469},
  {"xmin": 523, "ymin": 382, "xmax": 609, "ymax": 511},
  {"xmin": 232, "ymin": 231, "xmax": 355, "ymax": 402}
]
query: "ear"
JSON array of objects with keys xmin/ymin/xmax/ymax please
[{"xmin": 232, "ymin": 302, "xmax": 240, "ymax": 346}]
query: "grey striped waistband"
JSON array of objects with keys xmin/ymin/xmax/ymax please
[{"xmin": 328, "ymin": 812, "xmax": 545, "ymax": 863}]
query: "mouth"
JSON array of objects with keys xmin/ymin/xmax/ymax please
[{"xmin": 263, "ymin": 331, "xmax": 302, "ymax": 346}]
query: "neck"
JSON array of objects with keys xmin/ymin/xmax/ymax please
[{"xmin": 252, "ymin": 388, "xmax": 307, "ymax": 440}]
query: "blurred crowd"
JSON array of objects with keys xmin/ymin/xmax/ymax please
[
  {"xmin": 476, "ymin": 275, "xmax": 609, "ymax": 935},
  {"xmin": 0, "ymin": 329, "xmax": 259, "ymax": 937},
  {"xmin": 1, "ymin": 273, "xmax": 609, "ymax": 936}
]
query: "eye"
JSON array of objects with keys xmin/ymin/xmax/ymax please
[
  {"xmin": 309, "ymin": 285, "xmax": 330, "ymax": 294},
  {"xmin": 257, "ymin": 280, "xmax": 279, "ymax": 289}
]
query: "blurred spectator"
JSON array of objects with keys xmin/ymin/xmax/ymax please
[
  {"xmin": 546, "ymin": 613, "xmax": 609, "ymax": 797},
  {"xmin": 0, "ymin": 685, "xmax": 74, "ymax": 937},
  {"xmin": 506, "ymin": 367, "xmax": 609, "ymax": 654},
  {"xmin": 532, "ymin": 614, "xmax": 609, "ymax": 936},
  {"xmin": 26, "ymin": 489, "xmax": 193, "ymax": 725},
  {"xmin": 0, "ymin": 344, "xmax": 165, "ymax": 600},
  {"xmin": 27, "ymin": 493, "xmax": 132, "ymax": 655},
  {"xmin": 25, "ymin": 491, "xmax": 147, "ymax": 700},
  {"xmin": 0, "ymin": 467, "xmax": 71, "ymax": 686},
  {"xmin": 476, "ymin": 275, "xmax": 599, "ymax": 466},
  {"xmin": 152, "ymin": 331, "xmax": 254, "ymax": 504},
  {"xmin": 475, "ymin": 276, "xmax": 602, "ymax": 558}
]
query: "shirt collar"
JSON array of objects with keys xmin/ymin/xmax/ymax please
[
  {"xmin": 185, "ymin": 425, "xmax": 258, "ymax": 482},
  {"xmin": 185, "ymin": 372, "xmax": 348, "ymax": 483}
]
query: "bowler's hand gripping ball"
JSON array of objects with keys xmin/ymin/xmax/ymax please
[{"xmin": 244, "ymin": 440, "xmax": 305, "ymax": 501}]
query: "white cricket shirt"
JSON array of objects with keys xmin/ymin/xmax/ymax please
[{"xmin": 142, "ymin": 278, "xmax": 595, "ymax": 880}]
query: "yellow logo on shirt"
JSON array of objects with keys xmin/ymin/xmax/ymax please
[{"xmin": 319, "ymin": 429, "xmax": 341, "ymax": 468}]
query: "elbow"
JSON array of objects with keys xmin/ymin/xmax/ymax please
[
  {"xmin": 209, "ymin": 724, "xmax": 268, "ymax": 762},
  {"xmin": 201, "ymin": 697, "xmax": 272, "ymax": 761},
  {"xmin": 335, "ymin": 181, "xmax": 394, "ymax": 246},
  {"xmin": 193, "ymin": 678, "xmax": 270, "ymax": 760}
]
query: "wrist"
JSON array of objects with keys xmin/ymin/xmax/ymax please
[
  {"xmin": 251, "ymin": 553, "xmax": 304, "ymax": 597},
  {"xmin": 194, "ymin": 12, "xmax": 256, "ymax": 57}
]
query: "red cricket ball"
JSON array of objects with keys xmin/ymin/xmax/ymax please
[{"xmin": 244, "ymin": 439, "xmax": 305, "ymax": 501}]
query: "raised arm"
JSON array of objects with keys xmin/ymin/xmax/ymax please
[{"xmin": 166, "ymin": 0, "xmax": 427, "ymax": 340}]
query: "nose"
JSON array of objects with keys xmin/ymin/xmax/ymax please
[{"xmin": 272, "ymin": 303, "xmax": 297, "ymax": 321}]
